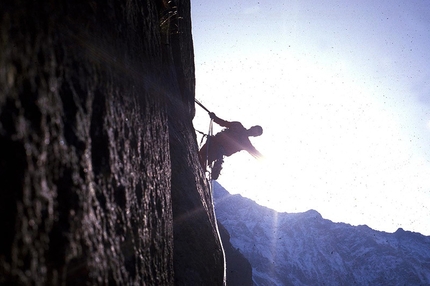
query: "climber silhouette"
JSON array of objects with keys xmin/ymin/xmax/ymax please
[{"xmin": 199, "ymin": 112, "xmax": 263, "ymax": 179}]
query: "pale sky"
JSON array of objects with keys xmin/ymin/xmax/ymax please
[{"xmin": 191, "ymin": 0, "xmax": 430, "ymax": 235}]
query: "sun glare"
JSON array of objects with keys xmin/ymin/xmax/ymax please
[{"xmin": 195, "ymin": 49, "xmax": 430, "ymax": 234}]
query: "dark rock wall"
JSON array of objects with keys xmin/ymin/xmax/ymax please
[
  {"xmin": 0, "ymin": 0, "xmax": 224, "ymax": 285},
  {"xmin": 166, "ymin": 0, "xmax": 225, "ymax": 285}
]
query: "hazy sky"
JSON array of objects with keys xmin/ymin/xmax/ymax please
[{"xmin": 191, "ymin": 0, "xmax": 430, "ymax": 235}]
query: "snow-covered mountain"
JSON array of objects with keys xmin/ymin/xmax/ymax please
[{"xmin": 213, "ymin": 182, "xmax": 430, "ymax": 286}]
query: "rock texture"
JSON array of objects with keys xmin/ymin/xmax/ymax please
[{"xmin": 0, "ymin": 1, "xmax": 223, "ymax": 285}]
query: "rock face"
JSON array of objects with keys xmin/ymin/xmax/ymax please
[
  {"xmin": 0, "ymin": 1, "xmax": 223, "ymax": 285},
  {"xmin": 214, "ymin": 182, "xmax": 430, "ymax": 286}
]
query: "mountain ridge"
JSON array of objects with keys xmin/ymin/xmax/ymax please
[{"xmin": 214, "ymin": 182, "xmax": 430, "ymax": 285}]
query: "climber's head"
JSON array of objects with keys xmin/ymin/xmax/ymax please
[{"xmin": 247, "ymin": 125, "xmax": 263, "ymax": 137}]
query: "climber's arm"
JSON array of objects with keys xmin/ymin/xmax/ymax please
[
  {"xmin": 247, "ymin": 146, "xmax": 263, "ymax": 160},
  {"xmin": 243, "ymin": 140, "xmax": 263, "ymax": 160},
  {"xmin": 209, "ymin": 112, "xmax": 238, "ymax": 128}
]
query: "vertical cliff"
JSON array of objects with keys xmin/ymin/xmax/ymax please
[
  {"xmin": 0, "ymin": 0, "xmax": 224, "ymax": 285},
  {"xmin": 166, "ymin": 1, "xmax": 225, "ymax": 284}
]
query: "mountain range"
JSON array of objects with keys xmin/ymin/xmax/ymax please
[{"xmin": 213, "ymin": 182, "xmax": 430, "ymax": 285}]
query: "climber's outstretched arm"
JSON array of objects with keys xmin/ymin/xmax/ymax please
[
  {"xmin": 248, "ymin": 147, "xmax": 263, "ymax": 160},
  {"xmin": 209, "ymin": 112, "xmax": 237, "ymax": 128},
  {"xmin": 243, "ymin": 139, "xmax": 263, "ymax": 160}
]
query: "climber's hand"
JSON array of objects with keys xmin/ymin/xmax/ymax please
[{"xmin": 209, "ymin": 112, "xmax": 216, "ymax": 119}]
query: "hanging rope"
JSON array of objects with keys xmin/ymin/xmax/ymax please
[
  {"xmin": 195, "ymin": 129, "xmax": 208, "ymax": 147},
  {"xmin": 195, "ymin": 98, "xmax": 225, "ymax": 183},
  {"xmin": 194, "ymin": 98, "xmax": 212, "ymax": 147},
  {"xmin": 206, "ymin": 119, "xmax": 214, "ymax": 180},
  {"xmin": 195, "ymin": 98, "xmax": 212, "ymax": 165},
  {"xmin": 194, "ymin": 98, "xmax": 216, "ymax": 180}
]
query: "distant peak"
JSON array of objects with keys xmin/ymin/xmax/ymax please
[{"xmin": 303, "ymin": 209, "xmax": 322, "ymax": 219}]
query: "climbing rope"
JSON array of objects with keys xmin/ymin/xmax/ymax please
[
  {"xmin": 194, "ymin": 98, "xmax": 217, "ymax": 181},
  {"xmin": 195, "ymin": 129, "xmax": 207, "ymax": 147},
  {"xmin": 206, "ymin": 118, "xmax": 214, "ymax": 180},
  {"xmin": 194, "ymin": 98, "xmax": 213, "ymax": 149}
]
